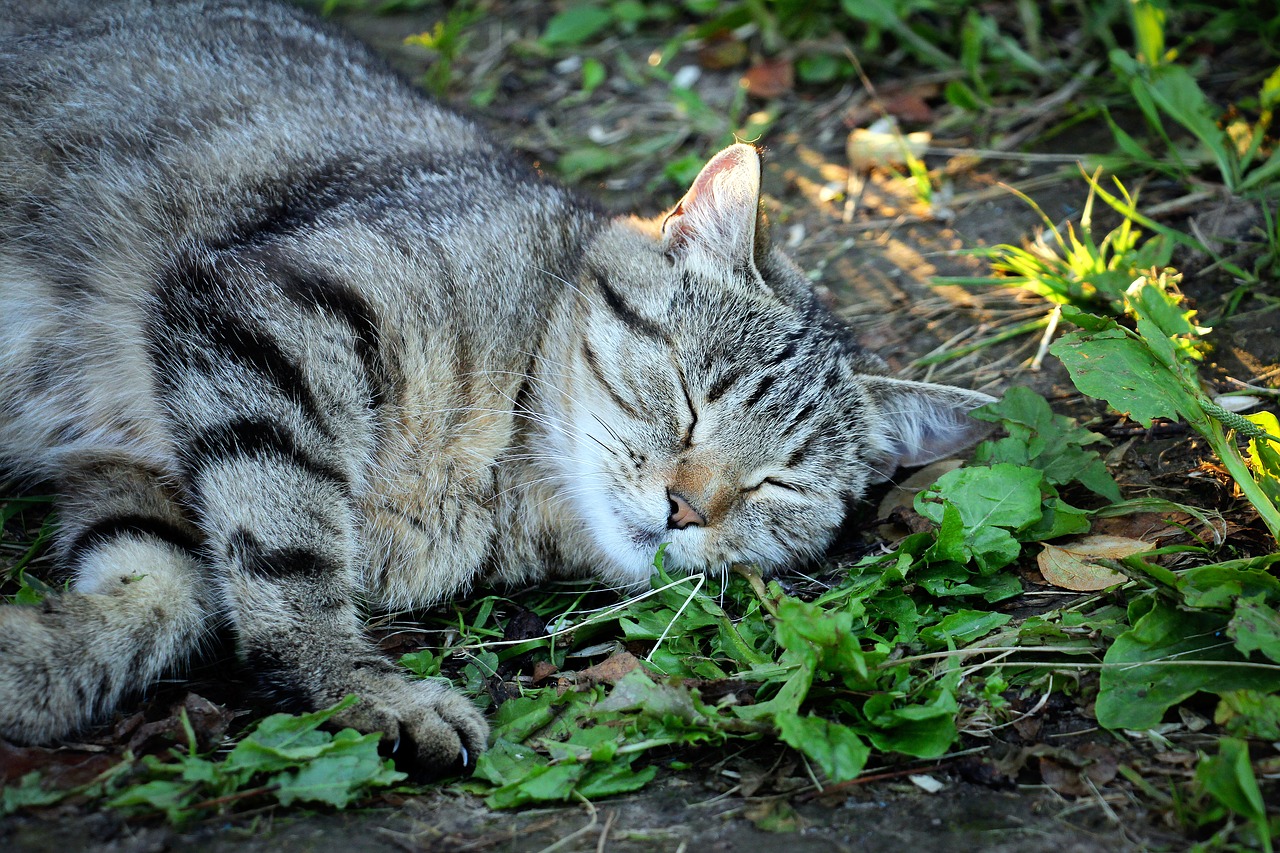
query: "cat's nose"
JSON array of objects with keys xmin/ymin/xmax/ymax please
[{"xmin": 667, "ymin": 490, "xmax": 706, "ymax": 529}]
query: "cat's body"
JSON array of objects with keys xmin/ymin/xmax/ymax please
[{"xmin": 0, "ymin": 0, "xmax": 994, "ymax": 772}]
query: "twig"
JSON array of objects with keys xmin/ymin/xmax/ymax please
[
  {"xmin": 595, "ymin": 809, "xmax": 616, "ymax": 853},
  {"xmin": 796, "ymin": 763, "xmax": 949, "ymax": 801},
  {"xmin": 1029, "ymin": 304, "xmax": 1062, "ymax": 371},
  {"xmin": 535, "ymin": 793, "xmax": 599, "ymax": 853}
]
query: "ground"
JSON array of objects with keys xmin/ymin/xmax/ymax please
[{"xmin": 3, "ymin": 1, "xmax": 1278, "ymax": 850}]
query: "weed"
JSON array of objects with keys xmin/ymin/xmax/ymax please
[{"xmin": 936, "ymin": 177, "xmax": 1173, "ymax": 317}]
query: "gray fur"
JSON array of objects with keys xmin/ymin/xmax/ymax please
[{"xmin": 0, "ymin": 0, "xmax": 994, "ymax": 771}]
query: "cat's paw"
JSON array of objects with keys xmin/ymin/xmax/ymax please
[{"xmin": 328, "ymin": 665, "xmax": 489, "ymax": 777}]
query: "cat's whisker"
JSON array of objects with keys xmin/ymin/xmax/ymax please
[{"xmin": 535, "ymin": 268, "xmax": 591, "ymax": 304}]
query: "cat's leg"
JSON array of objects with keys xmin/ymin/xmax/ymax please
[
  {"xmin": 189, "ymin": 439, "xmax": 488, "ymax": 774},
  {"xmin": 0, "ymin": 462, "xmax": 212, "ymax": 742},
  {"xmin": 150, "ymin": 261, "xmax": 487, "ymax": 774}
]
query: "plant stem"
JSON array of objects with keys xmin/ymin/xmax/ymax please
[{"xmin": 1199, "ymin": 417, "xmax": 1280, "ymax": 544}]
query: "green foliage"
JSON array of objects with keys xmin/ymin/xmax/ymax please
[
  {"xmin": 106, "ymin": 697, "xmax": 404, "ymax": 822},
  {"xmin": 1108, "ymin": 52, "xmax": 1280, "ymax": 196},
  {"xmin": 1194, "ymin": 739, "xmax": 1274, "ymax": 853},
  {"xmin": 403, "ymin": 2, "xmax": 482, "ymax": 96},
  {"xmin": 936, "ymin": 179, "xmax": 1172, "ymax": 316},
  {"xmin": 1052, "ymin": 268, "xmax": 1280, "ymax": 541}
]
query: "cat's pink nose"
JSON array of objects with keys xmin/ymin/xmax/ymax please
[{"xmin": 667, "ymin": 490, "xmax": 706, "ymax": 529}]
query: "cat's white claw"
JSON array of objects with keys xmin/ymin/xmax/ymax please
[
  {"xmin": 391, "ymin": 734, "xmax": 401, "ymax": 754},
  {"xmin": 460, "ymin": 745, "xmax": 469, "ymax": 768}
]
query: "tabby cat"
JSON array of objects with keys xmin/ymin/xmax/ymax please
[{"xmin": 0, "ymin": 0, "xmax": 995, "ymax": 773}]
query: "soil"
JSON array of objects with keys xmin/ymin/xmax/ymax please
[{"xmin": 4, "ymin": 2, "xmax": 1278, "ymax": 851}]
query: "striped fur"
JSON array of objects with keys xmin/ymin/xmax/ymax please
[{"xmin": 0, "ymin": 1, "xmax": 994, "ymax": 771}]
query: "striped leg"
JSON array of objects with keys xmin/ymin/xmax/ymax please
[
  {"xmin": 152, "ymin": 255, "xmax": 487, "ymax": 773},
  {"xmin": 0, "ymin": 462, "xmax": 211, "ymax": 743}
]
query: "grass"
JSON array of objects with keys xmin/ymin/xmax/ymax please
[{"xmin": 4, "ymin": 0, "xmax": 1280, "ymax": 848}]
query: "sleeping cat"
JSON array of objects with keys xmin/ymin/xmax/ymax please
[{"xmin": 0, "ymin": 0, "xmax": 995, "ymax": 773}]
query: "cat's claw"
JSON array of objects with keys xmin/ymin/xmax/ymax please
[{"xmin": 460, "ymin": 745, "xmax": 469, "ymax": 769}]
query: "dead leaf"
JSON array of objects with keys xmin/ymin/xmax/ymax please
[
  {"xmin": 532, "ymin": 661, "xmax": 559, "ymax": 683},
  {"xmin": 1079, "ymin": 743, "xmax": 1119, "ymax": 787},
  {"xmin": 1090, "ymin": 511, "xmax": 1194, "ymax": 543},
  {"xmin": 504, "ymin": 608, "xmax": 548, "ymax": 642},
  {"xmin": 1037, "ymin": 535, "xmax": 1149, "ymax": 591},
  {"xmin": 1038, "ymin": 743, "xmax": 1119, "ymax": 796},
  {"xmin": 577, "ymin": 651, "xmax": 641, "ymax": 684},
  {"xmin": 1011, "ymin": 716, "xmax": 1043, "ymax": 741},
  {"xmin": 882, "ymin": 91, "xmax": 934, "ymax": 124},
  {"xmin": 128, "ymin": 693, "xmax": 233, "ymax": 754},
  {"xmin": 0, "ymin": 740, "xmax": 118, "ymax": 788},
  {"xmin": 742, "ymin": 58, "xmax": 793, "ymax": 99},
  {"xmin": 847, "ymin": 118, "xmax": 931, "ymax": 171}
]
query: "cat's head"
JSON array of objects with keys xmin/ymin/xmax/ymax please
[{"xmin": 534, "ymin": 144, "xmax": 996, "ymax": 587}]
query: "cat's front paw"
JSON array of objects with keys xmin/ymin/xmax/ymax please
[{"xmin": 329, "ymin": 665, "xmax": 489, "ymax": 777}]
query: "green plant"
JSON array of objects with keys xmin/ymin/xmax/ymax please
[
  {"xmin": 1107, "ymin": 53, "xmax": 1280, "ymax": 196},
  {"xmin": 403, "ymin": 3, "xmax": 483, "ymax": 97},
  {"xmin": 1052, "ymin": 268, "xmax": 1280, "ymax": 543},
  {"xmin": 937, "ymin": 178, "xmax": 1172, "ymax": 316}
]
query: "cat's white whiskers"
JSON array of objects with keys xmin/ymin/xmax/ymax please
[{"xmin": 535, "ymin": 268, "xmax": 591, "ymax": 304}]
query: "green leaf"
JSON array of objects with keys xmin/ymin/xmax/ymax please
[
  {"xmin": 491, "ymin": 690, "xmax": 559, "ymax": 743},
  {"xmin": 1195, "ymin": 739, "xmax": 1270, "ymax": 842},
  {"xmin": 919, "ymin": 610, "xmax": 1012, "ymax": 649},
  {"xmin": 916, "ymin": 463, "xmax": 1044, "ymax": 531},
  {"xmin": 775, "ymin": 713, "xmax": 870, "ymax": 782},
  {"xmin": 474, "ymin": 737, "xmax": 548, "ymax": 787},
  {"xmin": 107, "ymin": 779, "xmax": 198, "ymax": 823},
  {"xmin": 1229, "ymin": 598, "xmax": 1280, "ymax": 663},
  {"xmin": 485, "ymin": 763, "xmax": 585, "ymax": 809},
  {"xmin": 1051, "ymin": 326, "xmax": 1196, "ymax": 427},
  {"xmin": 274, "ymin": 731, "xmax": 405, "ymax": 808},
  {"xmin": 1215, "ymin": 690, "xmax": 1280, "ymax": 740},
  {"xmin": 581, "ymin": 57, "xmax": 606, "ymax": 94},
  {"xmin": 1096, "ymin": 600, "xmax": 1280, "ymax": 730},
  {"xmin": 862, "ymin": 689, "xmax": 959, "ymax": 758},
  {"xmin": 943, "ymin": 79, "xmax": 985, "ymax": 111},
  {"xmin": 575, "ymin": 761, "xmax": 657, "ymax": 798},
  {"xmin": 3, "ymin": 773, "xmax": 69, "ymax": 815},
  {"xmin": 540, "ymin": 5, "xmax": 613, "ymax": 47}
]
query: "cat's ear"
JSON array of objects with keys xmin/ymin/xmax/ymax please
[
  {"xmin": 860, "ymin": 377, "xmax": 998, "ymax": 480},
  {"xmin": 661, "ymin": 143, "xmax": 767, "ymax": 280}
]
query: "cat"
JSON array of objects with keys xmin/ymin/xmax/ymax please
[{"xmin": 0, "ymin": 0, "xmax": 995, "ymax": 774}]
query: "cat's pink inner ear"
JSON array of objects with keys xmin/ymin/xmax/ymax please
[{"xmin": 662, "ymin": 143, "xmax": 762, "ymax": 273}]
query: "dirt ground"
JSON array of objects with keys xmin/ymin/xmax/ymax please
[{"xmin": 4, "ymin": 2, "xmax": 1278, "ymax": 851}]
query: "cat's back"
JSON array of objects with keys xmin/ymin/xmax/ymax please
[
  {"xmin": 0, "ymin": 0, "xmax": 585, "ymax": 479},
  {"xmin": 0, "ymin": 0, "xmax": 499, "ymax": 250}
]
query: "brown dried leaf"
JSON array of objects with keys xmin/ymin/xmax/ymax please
[
  {"xmin": 742, "ymin": 58, "xmax": 793, "ymax": 99},
  {"xmin": 127, "ymin": 693, "xmax": 233, "ymax": 755},
  {"xmin": 882, "ymin": 91, "xmax": 935, "ymax": 124},
  {"xmin": 1080, "ymin": 743, "xmax": 1119, "ymax": 787},
  {"xmin": 577, "ymin": 651, "xmax": 641, "ymax": 684},
  {"xmin": 1039, "ymin": 742, "xmax": 1120, "ymax": 797},
  {"xmin": 0, "ymin": 740, "xmax": 118, "ymax": 788},
  {"xmin": 1090, "ymin": 511, "xmax": 1193, "ymax": 543},
  {"xmin": 1037, "ymin": 535, "xmax": 1148, "ymax": 591}
]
